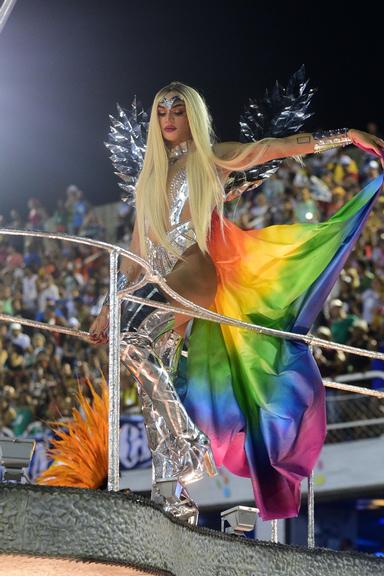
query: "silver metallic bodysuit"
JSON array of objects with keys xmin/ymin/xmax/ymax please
[
  {"xmin": 120, "ymin": 141, "xmax": 218, "ymax": 524},
  {"xmin": 145, "ymin": 150, "xmax": 197, "ymax": 276}
]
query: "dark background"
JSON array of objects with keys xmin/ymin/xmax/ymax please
[{"xmin": 0, "ymin": 0, "xmax": 381, "ymax": 213}]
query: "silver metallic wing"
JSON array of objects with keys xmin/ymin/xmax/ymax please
[{"xmin": 105, "ymin": 97, "xmax": 149, "ymax": 207}]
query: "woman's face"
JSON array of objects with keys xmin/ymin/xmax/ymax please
[{"xmin": 157, "ymin": 91, "xmax": 191, "ymax": 146}]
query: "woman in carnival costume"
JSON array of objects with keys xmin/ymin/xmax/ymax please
[{"xmin": 82, "ymin": 79, "xmax": 384, "ymax": 524}]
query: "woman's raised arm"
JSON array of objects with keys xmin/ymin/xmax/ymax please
[{"xmin": 214, "ymin": 129, "xmax": 384, "ymax": 171}]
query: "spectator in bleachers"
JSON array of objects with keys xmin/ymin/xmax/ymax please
[
  {"xmin": 362, "ymin": 160, "xmax": 381, "ymax": 187},
  {"xmin": 9, "ymin": 323, "xmax": 31, "ymax": 352},
  {"xmin": 345, "ymin": 319, "xmax": 376, "ymax": 373},
  {"xmin": 72, "ymin": 189, "xmax": 88, "ymax": 235},
  {"xmin": 313, "ymin": 325, "xmax": 347, "ymax": 379},
  {"xmin": 0, "ymin": 339, "xmax": 8, "ymax": 370},
  {"xmin": 361, "ymin": 277, "xmax": 382, "ymax": 324},
  {"xmin": 328, "ymin": 299, "xmax": 359, "ymax": 345},
  {"xmin": 65, "ymin": 186, "xmax": 88, "ymax": 235},
  {"xmin": 325, "ymin": 186, "xmax": 346, "ymax": 218},
  {"xmin": 247, "ymin": 193, "xmax": 271, "ymax": 229},
  {"xmin": 331, "ymin": 154, "xmax": 359, "ymax": 186},
  {"xmin": 9, "ymin": 209, "xmax": 22, "ymax": 229},
  {"xmin": 26, "ymin": 198, "xmax": 47, "ymax": 231},
  {"xmin": 52, "ymin": 199, "xmax": 67, "ymax": 233},
  {"xmin": 261, "ymin": 172, "xmax": 285, "ymax": 201},
  {"xmin": 5, "ymin": 245, "xmax": 23, "ymax": 271},
  {"xmin": 292, "ymin": 186, "xmax": 319, "ymax": 223},
  {"xmin": 21, "ymin": 267, "xmax": 38, "ymax": 314}
]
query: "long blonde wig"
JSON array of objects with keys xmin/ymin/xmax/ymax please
[{"xmin": 135, "ymin": 82, "xmax": 269, "ymax": 258}]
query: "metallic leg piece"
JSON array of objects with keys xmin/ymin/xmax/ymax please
[
  {"xmin": 120, "ymin": 311, "xmax": 217, "ymax": 484},
  {"xmin": 136, "ymin": 385, "xmax": 199, "ymax": 524},
  {"xmin": 152, "ymin": 479, "xmax": 199, "ymax": 525},
  {"xmin": 119, "ymin": 284, "xmax": 217, "ymax": 523}
]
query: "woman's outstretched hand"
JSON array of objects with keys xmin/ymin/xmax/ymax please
[
  {"xmin": 349, "ymin": 129, "xmax": 384, "ymax": 168},
  {"xmin": 89, "ymin": 307, "xmax": 109, "ymax": 345}
]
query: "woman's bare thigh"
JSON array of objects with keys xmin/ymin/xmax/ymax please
[{"xmin": 162, "ymin": 243, "xmax": 217, "ymax": 336}]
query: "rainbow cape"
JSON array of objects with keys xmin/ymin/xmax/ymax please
[{"xmin": 180, "ymin": 173, "xmax": 384, "ymax": 520}]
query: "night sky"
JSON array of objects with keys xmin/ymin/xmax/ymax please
[{"xmin": 0, "ymin": 1, "xmax": 381, "ymax": 214}]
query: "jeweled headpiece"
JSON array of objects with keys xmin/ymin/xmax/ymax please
[{"xmin": 158, "ymin": 95, "xmax": 184, "ymax": 110}]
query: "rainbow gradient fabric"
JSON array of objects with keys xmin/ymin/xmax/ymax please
[{"xmin": 181, "ymin": 173, "xmax": 384, "ymax": 520}]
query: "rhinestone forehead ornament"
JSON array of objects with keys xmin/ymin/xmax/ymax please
[{"xmin": 158, "ymin": 95, "xmax": 185, "ymax": 110}]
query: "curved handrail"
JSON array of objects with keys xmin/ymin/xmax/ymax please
[{"xmin": 1, "ymin": 227, "xmax": 383, "ymax": 360}]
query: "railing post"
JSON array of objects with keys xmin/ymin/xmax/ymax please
[
  {"xmin": 271, "ymin": 519, "xmax": 278, "ymax": 543},
  {"xmin": 307, "ymin": 471, "xmax": 315, "ymax": 548},
  {"xmin": 107, "ymin": 249, "xmax": 121, "ymax": 492}
]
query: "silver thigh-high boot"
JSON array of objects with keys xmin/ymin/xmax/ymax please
[{"xmin": 119, "ymin": 283, "xmax": 217, "ymax": 524}]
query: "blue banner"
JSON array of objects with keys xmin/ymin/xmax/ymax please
[{"xmin": 1, "ymin": 414, "xmax": 152, "ymax": 482}]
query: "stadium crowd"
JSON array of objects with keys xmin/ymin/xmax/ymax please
[{"xmin": 1, "ymin": 125, "xmax": 384, "ymax": 438}]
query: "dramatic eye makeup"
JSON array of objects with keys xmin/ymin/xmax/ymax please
[{"xmin": 157, "ymin": 105, "xmax": 185, "ymax": 117}]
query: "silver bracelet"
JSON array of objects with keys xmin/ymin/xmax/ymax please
[
  {"xmin": 103, "ymin": 271, "xmax": 130, "ymax": 307},
  {"xmin": 312, "ymin": 128, "xmax": 353, "ymax": 153}
]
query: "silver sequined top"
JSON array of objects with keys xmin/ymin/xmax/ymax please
[{"xmin": 145, "ymin": 164, "xmax": 197, "ymax": 276}]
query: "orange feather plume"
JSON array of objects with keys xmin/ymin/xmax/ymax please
[{"xmin": 36, "ymin": 379, "xmax": 109, "ymax": 489}]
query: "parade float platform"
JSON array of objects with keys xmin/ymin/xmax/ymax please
[{"xmin": 0, "ymin": 484, "xmax": 383, "ymax": 576}]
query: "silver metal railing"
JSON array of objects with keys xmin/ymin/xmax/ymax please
[
  {"xmin": 326, "ymin": 372, "xmax": 384, "ymax": 443},
  {"xmin": 1, "ymin": 227, "xmax": 384, "ymax": 547},
  {"xmin": 0, "ymin": 0, "xmax": 18, "ymax": 34}
]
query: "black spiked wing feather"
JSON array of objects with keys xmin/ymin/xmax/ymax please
[{"xmin": 225, "ymin": 64, "xmax": 317, "ymax": 200}]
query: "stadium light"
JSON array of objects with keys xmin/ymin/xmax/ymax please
[
  {"xmin": 0, "ymin": 437, "xmax": 35, "ymax": 482},
  {"xmin": 221, "ymin": 505, "xmax": 259, "ymax": 536}
]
